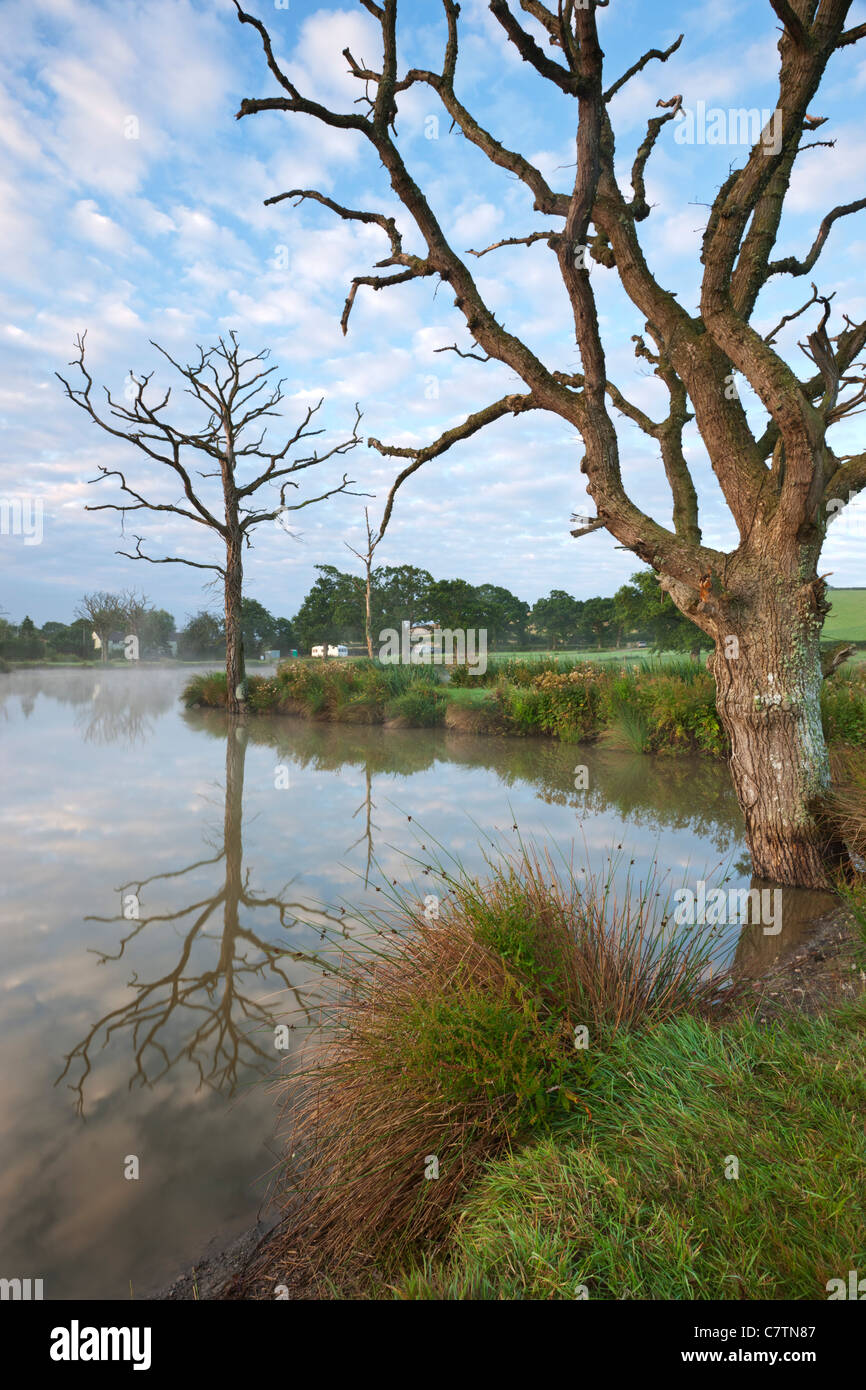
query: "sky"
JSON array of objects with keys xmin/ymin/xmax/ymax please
[{"xmin": 1, "ymin": 0, "xmax": 865, "ymax": 628}]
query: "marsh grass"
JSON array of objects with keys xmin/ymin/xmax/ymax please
[
  {"xmin": 828, "ymin": 746, "xmax": 866, "ymax": 860},
  {"xmin": 601, "ymin": 703, "xmax": 652, "ymax": 754},
  {"xmin": 269, "ymin": 842, "xmax": 734, "ymax": 1284}
]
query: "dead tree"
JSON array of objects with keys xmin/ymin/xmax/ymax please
[
  {"xmin": 234, "ymin": 0, "xmax": 866, "ymax": 887},
  {"xmin": 345, "ymin": 507, "xmax": 382, "ymax": 659},
  {"xmin": 59, "ymin": 333, "xmax": 362, "ymax": 714}
]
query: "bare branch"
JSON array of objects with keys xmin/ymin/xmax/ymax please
[
  {"xmin": 117, "ymin": 536, "xmax": 226, "ymax": 575},
  {"xmin": 767, "ymin": 197, "xmax": 866, "ymax": 279},
  {"xmin": 467, "ymin": 230, "xmax": 556, "ymax": 257},
  {"xmin": 837, "ymin": 21, "xmax": 866, "ymax": 46},
  {"xmin": 604, "ymin": 33, "xmax": 683, "ymax": 103},
  {"xmin": 370, "ymin": 391, "xmax": 539, "ymax": 540},
  {"xmin": 488, "ymin": 0, "xmax": 582, "ymax": 94},
  {"xmin": 435, "ymin": 342, "xmax": 491, "ymax": 363},
  {"xmin": 764, "ymin": 282, "xmax": 822, "ymax": 345}
]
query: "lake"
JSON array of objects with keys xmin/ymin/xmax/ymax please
[{"xmin": 0, "ymin": 664, "xmax": 830, "ymax": 1298}]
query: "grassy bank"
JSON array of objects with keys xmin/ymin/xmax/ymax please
[
  {"xmin": 254, "ymin": 831, "xmax": 866, "ymax": 1301},
  {"xmin": 184, "ymin": 656, "xmax": 866, "ymax": 755},
  {"xmin": 397, "ymin": 1005, "xmax": 866, "ymax": 1300}
]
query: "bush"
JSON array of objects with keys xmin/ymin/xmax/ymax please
[{"xmin": 180, "ymin": 655, "xmax": 862, "ymax": 762}]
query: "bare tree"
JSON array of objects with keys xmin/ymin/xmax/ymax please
[
  {"xmin": 121, "ymin": 588, "xmax": 150, "ymax": 638},
  {"xmin": 75, "ymin": 590, "xmax": 126, "ymax": 663},
  {"xmin": 234, "ymin": 0, "xmax": 866, "ymax": 887},
  {"xmin": 346, "ymin": 507, "xmax": 382, "ymax": 659},
  {"xmin": 59, "ymin": 333, "xmax": 363, "ymax": 714}
]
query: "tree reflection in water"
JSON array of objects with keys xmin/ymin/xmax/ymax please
[{"xmin": 56, "ymin": 719, "xmax": 339, "ymax": 1115}]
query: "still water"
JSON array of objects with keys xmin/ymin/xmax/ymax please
[{"xmin": 0, "ymin": 665, "xmax": 828, "ymax": 1298}]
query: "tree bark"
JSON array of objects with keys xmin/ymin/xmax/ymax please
[
  {"xmin": 708, "ymin": 582, "xmax": 846, "ymax": 889},
  {"xmin": 224, "ymin": 532, "xmax": 247, "ymax": 717}
]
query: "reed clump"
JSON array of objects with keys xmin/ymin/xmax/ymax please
[{"xmin": 271, "ymin": 846, "xmax": 732, "ymax": 1284}]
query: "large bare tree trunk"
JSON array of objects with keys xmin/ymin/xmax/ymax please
[
  {"xmin": 224, "ymin": 532, "xmax": 246, "ymax": 717},
  {"xmin": 708, "ymin": 572, "xmax": 845, "ymax": 889}
]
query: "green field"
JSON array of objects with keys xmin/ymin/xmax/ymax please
[{"xmin": 824, "ymin": 588, "xmax": 866, "ymax": 643}]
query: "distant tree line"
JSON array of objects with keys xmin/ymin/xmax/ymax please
[
  {"xmin": 292, "ymin": 564, "xmax": 710, "ymax": 656},
  {"xmin": 0, "ymin": 594, "xmax": 298, "ymax": 664},
  {"xmin": 1, "ymin": 567, "xmax": 710, "ymax": 665}
]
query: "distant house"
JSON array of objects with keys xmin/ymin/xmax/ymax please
[
  {"xmin": 410, "ymin": 622, "xmax": 441, "ymax": 659},
  {"xmin": 91, "ymin": 629, "xmax": 127, "ymax": 657}
]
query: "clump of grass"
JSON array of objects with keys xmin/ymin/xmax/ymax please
[
  {"xmin": 828, "ymin": 746, "xmax": 866, "ymax": 858},
  {"xmin": 396, "ymin": 1007, "xmax": 866, "ymax": 1300},
  {"xmin": 601, "ymin": 703, "xmax": 651, "ymax": 754},
  {"xmin": 183, "ymin": 670, "xmax": 228, "ymax": 708},
  {"xmin": 269, "ymin": 845, "xmax": 733, "ymax": 1284},
  {"xmin": 385, "ymin": 684, "xmax": 446, "ymax": 727}
]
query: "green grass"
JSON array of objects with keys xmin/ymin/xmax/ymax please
[
  {"xmin": 824, "ymin": 589, "xmax": 866, "ymax": 643},
  {"xmin": 445, "ymin": 686, "xmax": 492, "ymax": 707},
  {"xmin": 397, "ymin": 1004, "xmax": 866, "ymax": 1300}
]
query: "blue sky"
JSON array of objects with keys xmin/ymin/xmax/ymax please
[{"xmin": 2, "ymin": 0, "xmax": 865, "ymax": 627}]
